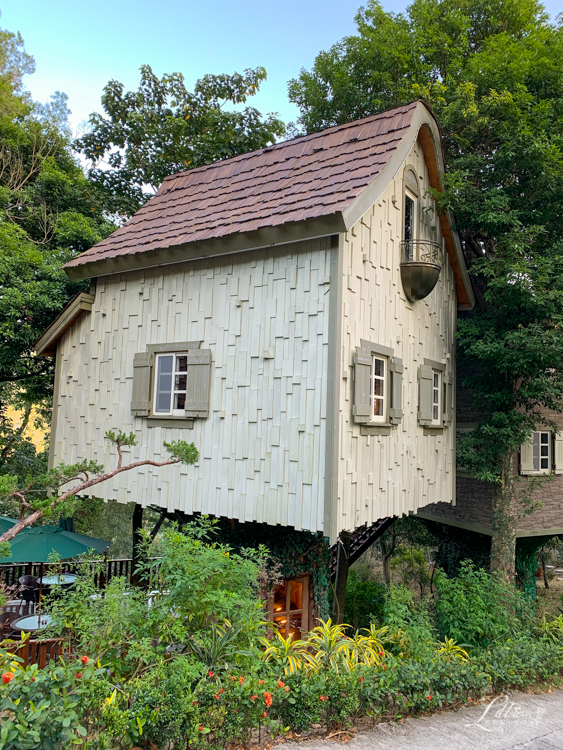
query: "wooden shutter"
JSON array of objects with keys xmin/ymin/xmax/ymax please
[
  {"xmin": 520, "ymin": 434, "xmax": 535, "ymax": 475},
  {"xmin": 184, "ymin": 350, "xmax": 212, "ymax": 417},
  {"xmin": 554, "ymin": 432, "xmax": 563, "ymax": 475},
  {"xmin": 443, "ymin": 372, "xmax": 453, "ymax": 425},
  {"xmin": 418, "ymin": 365, "xmax": 434, "ymax": 426},
  {"xmin": 388, "ymin": 356, "xmax": 403, "ymax": 424},
  {"xmin": 131, "ymin": 352, "xmax": 153, "ymax": 416},
  {"xmin": 353, "ymin": 346, "xmax": 372, "ymax": 424}
]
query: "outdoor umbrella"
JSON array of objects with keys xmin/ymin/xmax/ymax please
[
  {"xmin": 0, "ymin": 516, "xmax": 17, "ymax": 535},
  {"xmin": 4, "ymin": 525, "xmax": 109, "ymax": 563}
]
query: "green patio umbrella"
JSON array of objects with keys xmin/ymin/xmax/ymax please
[
  {"xmin": 0, "ymin": 515, "xmax": 17, "ymax": 535},
  {"xmin": 4, "ymin": 525, "xmax": 109, "ymax": 563}
]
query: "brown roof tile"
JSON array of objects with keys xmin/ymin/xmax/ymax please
[{"xmin": 65, "ymin": 102, "xmax": 419, "ymax": 272}]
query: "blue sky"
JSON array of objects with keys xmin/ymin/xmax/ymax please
[{"xmin": 3, "ymin": 0, "xmax": 562, "ymax": 136}]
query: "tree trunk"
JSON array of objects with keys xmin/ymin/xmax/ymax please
[
  {"xmin": 131, "ymin": 503, "xmax": 144, "ymax": 586},
  {"xmin": 380, "ymin": 538, "xmax": 392, "ymax": 587},
  {"xmin": 490, "ymin": 455, "xmax": 517, "ymax": 583},
  {"xmin": 331, "ymin": 533, "xmax": 351, "ymax": 624}
]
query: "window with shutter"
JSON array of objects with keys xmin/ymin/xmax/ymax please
[
  {"xmin": 419, "ymin": 358, "xmax": 449, "ymax": 429},
  {"xmin": 353, "ymin": 340, "xmax": 398, "ymax": 430},
  {"xmin": 521, "ymin": 431, "xmax": 552, "ymax": 475},
  {"xmin": 131, "ymin": 341, "xmax": 211, "ymax": 422}
]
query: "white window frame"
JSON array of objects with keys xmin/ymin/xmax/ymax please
[
  {"xmin": 153, "ymin": 352, "xmax": 190, "ymax": 416},
  {"xmin": 535, "ymin": 431, "xmax": 552, "ymax": 473},
  {"xmin": 431, "ymin": 370, "xmax": 442, "ymax": 426},
  {"xmin": 370, "ymin": 355, "xmax": 387, "ymax": 424},
  {"xmin": 404, "ymin": 188, "xmax": 418, "ymax": 252}
]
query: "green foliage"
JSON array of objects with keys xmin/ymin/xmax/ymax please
[
  {"xmin": 382, "ymin": 585, "xmax": 436, "ymax": 658},
  {"xmin": 435, "ymin": 561, "xmax": 533, "ymax": 646},
  {"xmin": 344, "ymin": 564, "xmax": 386, "ymax": 629},
  {"xmin": 77, "ymin": 64, "xmax": 285, "ymax": 217},
  {"xmin": 0, "ymin": 643, "xmax": 101, "ymax": 749},
  {"xmin": 477, "ymin": 635, "xmax": 562, "ymax": 691}
]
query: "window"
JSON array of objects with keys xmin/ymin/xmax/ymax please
[
  {"xmin": 353, "ymin": 341, "xmax": 403, "ymax": 428},
  {"xmin": 371, "ymin": 356, "xmax": 387, "ymax": 423},
  {"xmin": 404, "ymin": 191, "xmax": 417, "ymax": 255},
  {"xmin": 154, "ymin": 353, "xmax": 189, "ymax": 415},
  {"xmin": 418, "ymin": 359, "xmax": 451, "ymax": 429},
  {"xmin": 268, "ymin": 576, "xmax": 310, "ymax": 640},
  {"xmin": 131, "ymin": 342, "xmax": 211, "ymax": 421},
  {"xmin": 431, "ymin": 371, "xmax": 441, "ymax": 425},
  {"xmin": 520, "ymin": 431, "xmax": 553, "ymax": 475}
]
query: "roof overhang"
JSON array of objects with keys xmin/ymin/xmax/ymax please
[
  {"xmin": 34, "ymin": 292, "xmax": 95, "ymax": 357},
  {"xmin": 64, "ymin": 213, "xmax": 346, "ymax": 282}
]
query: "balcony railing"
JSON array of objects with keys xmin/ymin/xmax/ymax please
[
  {"xmin": 400, "ymin": 239, "xmax": 441, "ymax": 266},
  {"xmin": 399, "ymin": 239, "xmax": 442, "ymax": 302}
]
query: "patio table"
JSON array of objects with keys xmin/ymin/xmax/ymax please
[
  {"xmin": 37, "ymin": 573, "xmax": 78, "ymax": 587},
  {"xmin": 12, "ymin": 613, "xmax": 54, "ymax": 632}
]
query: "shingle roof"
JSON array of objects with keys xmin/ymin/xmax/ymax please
[{"xmin": 65, "ymin": 102, "xmax": 419, "ymax": 272}]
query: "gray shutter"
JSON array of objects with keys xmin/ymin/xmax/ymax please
[
  {"xmin": 520, "ymin": 434, "xmax": 535, "ymax": 475},
  {"xmin": 388, "ymin": 356, "xmax": 403, "ymax": 424},
  {"xmin": 554, "ymin": 432, "xmax": 563, "ymax": 475},
  {"xmin": 418, "ymin": 365, "xmax": 434, "ymax": 426},
  {"xmin": 131, "ymin": 352, "xmax": 153, "ymax": 416},
  {"xmin": 184, "ymin": 349, "xmax": 212, "ymax": 417},
  {"xmin": 353, "ymin": 346, "xmax": 372, "ymax": 424},
  {"xmin": 443, "ymin": 372, "xmax": 453, "ymax": 425}
]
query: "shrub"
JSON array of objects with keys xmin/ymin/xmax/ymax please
[
  {"xmin": 0, "ymin": 643, "xmax": 100, "ymax": 750},
  {"xmin": 344, "ymin": 565, "xmax": 386, "ymax": 630},
  {"xmin": 435, "ymin": 561, "xmax": 533, "ymax": 647},
  {"xmin": 476, "ymin": 635, "xmax": 561, "ymax": 691}
]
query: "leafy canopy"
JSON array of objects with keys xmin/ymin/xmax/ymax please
[{"xmin": 77, "ymin": 64, "xmax": 286, "ymax": 217}]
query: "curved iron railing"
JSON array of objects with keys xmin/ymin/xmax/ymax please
[{"xmin": 400, "ymin": 239, "xmax": 441, "ymax": 265}]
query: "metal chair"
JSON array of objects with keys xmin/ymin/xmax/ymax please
[{"xmin": 18, "ymin": 575, "xmax": 39, "ymax": 607}]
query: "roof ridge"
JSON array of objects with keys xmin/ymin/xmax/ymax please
[{"xmin": 159, "ymin": 100, "xmax": 421, "ymax": 187}]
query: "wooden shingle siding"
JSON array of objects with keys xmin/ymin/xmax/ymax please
[
  {"xmin": 337, "ymin": 140, "xmax": 457, "ymax": 533},
  {"xmin": 52, "ymin": 238, "xmax": 332, "ymax": 534}
]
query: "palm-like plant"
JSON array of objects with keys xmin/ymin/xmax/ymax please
[
  {"xmin": 186, "ymin": 620, "xmax": 252, "ymax": 672},
  {"xmin": 305, "ymin": 618, "xmax": 350, "ymax": 673},
  {"xmin": 260, "ymin": 630, "xmax": 309, "ymax": 674},
  {"xmin": 435, "ymin": 637, "xmax": 469, "ymax": 662}
]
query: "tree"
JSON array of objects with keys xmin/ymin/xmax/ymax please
[
  {"xmin": 0, "ymin": 430, "xmax": 199, "ymax": 551},
  {"xmin": 77, "ymin": 65, "xmax": 286, "ymax": 217},
  {"xmin": 288, "ymin": 0, "xmax": 563, "ymax": 580},
  {"xmin": 0, "ymin": 22, "xmax": 115, "ymax": 470}
]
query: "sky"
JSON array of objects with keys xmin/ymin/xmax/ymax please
[{"xmin": 3, "ymin": 0, "xmax": 562, "ymax": 137}]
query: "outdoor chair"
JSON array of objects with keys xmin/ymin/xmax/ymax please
[
  {"xmin": 0, "ymin": 611, "xmax": 20, "ymax": 636},
  {"xmin": 18, "ymin": 575, "xmax": 40, "ymax": 606}
]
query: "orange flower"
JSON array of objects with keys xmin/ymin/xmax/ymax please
[
  {"xmin": 2, "ymin": 673, "xmax": 13, "ymax": 685},
  {"xmin": 277, "ymin": 679, "xmax": 285, "ymax": 688},
  {"xmin": 319, "ymin": 695, "xmax": 328, "ymax": 702},
  {"xmin": 75, "ymin": 672, "xmax": 83, "ymax": 680},
  {"xmin": 468, "ymin": 697, "xmax": 473, "ymax": 702},
  {"xmin": 285, "ymin": 686, "xmax": 290, "ymax": 693},
  {"xmin": 378, "ymin": 650, "xmax": 383, "ymax": 656},
  {"xmin": 219, "ymin": 688, "xmax": 225, "ymax": 694},
  {"xmin": 214, "ymin": 693, "xmax": 219, "ymax": 700},
  {"xmin": 259, "ymin": 679, "xmax": 265, "ymax": 685},
  {"xmin": 359, "ymin": 676, "xmax": 364, "ymax": 682},
  {"xmin": 262, "ymin": 711, "xmax": 267, "ymax": 718},
  {"xmin": 251, "ymin": 695, "xmax": 258, "ymax": 701},
  {"xmin": 427, "ymin": 695, "xmax": 432, "ymax": 700},
  {"xmin": 208, "ymin": 670, "xmax": 214, "ymax": 677},
  {"xmin": 81, "ymin": 656, "xmax": 90, "ymax": 665},
  {"xmin": 198, "ymin": 726, "xmax": 204, "ymax": 732},
  {"xmin": 239, "ymin": 676, "xmax": 245, "ymax": 684},
  {"xmin": 264, "ymin": 691, "xmax": 273, "ymax": 708}
]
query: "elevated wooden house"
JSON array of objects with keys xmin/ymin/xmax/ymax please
[{"xmin": 36, "ymin": 101, "xmax": 474, "ymax": 629}]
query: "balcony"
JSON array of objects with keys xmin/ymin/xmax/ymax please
[{"xmin": 399, "ymin": 239, "xmax": 442, "ymax": 302}]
